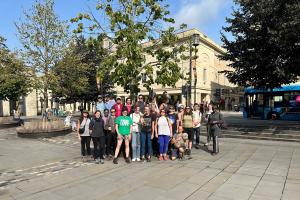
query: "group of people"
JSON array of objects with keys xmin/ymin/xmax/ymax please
[{"xmin": 76, "ymin": 94, "xmax": 224, "ymax": 164}]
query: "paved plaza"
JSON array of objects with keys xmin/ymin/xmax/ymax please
[{"xmin": 1, "ymin": 120, "xmax": 300, "ymax": 200}]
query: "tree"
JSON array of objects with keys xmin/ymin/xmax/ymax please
[
  {"xmin": 0, "ymin": 36, "xmax": 32, "ymax": 104},
  {"xmin": 15, "ymin": 0, "xmax": 69, "ymax": 112},
  {"xmin": 51, "ymin": 35, "xmax": 113, "ymax": 103},
  {"xmin": 50, "ymin": 38, "xmax": 90, "ymax": 102},
  {"xmin": 220, "ymin": 0, "xmax": 300, "ymax": 89},
  {"xmin": 72, "ymin": 0, "xmax": 187, "ymax": 98}
]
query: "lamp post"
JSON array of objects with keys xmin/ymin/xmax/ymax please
[{"xmin": 187, "ymin": 33, "xmax": 200, "ymax": 106}]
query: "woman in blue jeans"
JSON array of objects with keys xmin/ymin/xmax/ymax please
[
  {"xmin": 140, "ymin": 106, "xmax": 153, "ymax": 162},
  {"xmin": 155, "ymin": 109, "xmax": 172, "ymax": 161}
]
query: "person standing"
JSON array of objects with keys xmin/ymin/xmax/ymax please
[
  {"xmin": 113, "ymin": 108, "xmax": 133, "ymax": 164},
  {"xmin": 130, "ymin": 106, "xmax": 142, "ymax": 162},
  {"xmin": 105, "ymin": 95, "xmax": 116, "ymax": 111},
  {"xmin": 89, "ymin": 110, "xmax": 105, "ymax": 164},
  {"xmin": 125, "ymin": 97, "xmax": 133, "ymax": 115},
  {"xmin": 102, "ymin": 109, "xmax": 110, "ymax": 157},
  {"xmin": 96, "ymin": 95, "xmax": 106, "ymax": 116},
  {"xmin": 168, "ymin": 106, "xmax": 178, "ymax": 138},
  {"xmin": 182, "ymin": 106, "xmax": 194, "ymax": 155},
  {"xmin": 208, "ymin": 104, "xmax": 224, "ymax": 155},
  {"xmin": 140, "ymin": 106, "xmax": 153, "ymax": 162},
  {"xmin": 112, "ymin": 97, "xmax": 123, "ymax": 117},
  {"xmin": 77, "ymin": 110, "xmax": 91, "ymax": 162},
  {"xmin": 137, "ymin": 95, "xmax": 145, "ymax": 114},
  {"xmin": 193, "ymin": 103, "xmax": 202, "ymax": 148},
  {"xmin": 205, "ymin": 104, "xmax": 213, "ymax": 146},
  {"xmin": 155, "ymin": 109, "xmax": 172, "ymax": 161},
  {"xmin": 177, "ymin": 105, "xmax": 185, "ymax": 129},
  {"xmin": 106, "ymin": 108, "xmax": 117, "ymax": 159}
]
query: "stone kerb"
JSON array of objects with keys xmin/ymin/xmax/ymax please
[
  {"xmin": 0, "ymin": 116, "xmax": 19, "ymax": 128},
  {"xmin": 17, "ymin": 119, "xmax": 71, "ymax": 138}
]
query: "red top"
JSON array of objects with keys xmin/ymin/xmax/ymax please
[{"xmin": 112, "ymin": 103, "xmax": 123, "ymax": 117}]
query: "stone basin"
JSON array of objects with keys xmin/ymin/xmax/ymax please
[
  {"xmin": 16, "ymin": 119, "xmax": 72, "ymax": 138},
  {"xmin": 0, "ymin": 116, "xmax": 20, "ymax": 128}
]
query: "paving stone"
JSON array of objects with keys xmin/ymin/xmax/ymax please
[
  {"xmin": 211, "ymin": 183, "xmax": 254, "ymax": 200},
  {"xmin": 281, "ymin": 190, "xmax": 300, "ymax": 200},
  {"xmin": 261, "ymin": 174, "xmax": 286, "ymax": 183},
  {"xmin": 252, "ymin": 180, "xmax": 284, "ymax": 198},
  {"xmin": 226, "ymin": 174, "xmax": 261, "ymax": 187},
  {"xmin": 185, "ymin": 190, "xmax": 211, "ymax": 200},
  {"xmin": 249, "ymin": 194, "xmax": 280, "ymax": 200},
  {"xmin": 199, "ymin": 172, "xmax": 232, "ymax": 193},
  {"xmin": 236, "ymin": 167, "xmax": 266, "ymax": 177},
  {"xmin": 186, "ymin": 168, "xmax": 221, "ymax": 186}
]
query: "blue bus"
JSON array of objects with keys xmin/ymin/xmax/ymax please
[{"xmin": 243, "ymin": 84, "xmax": 300, "ymax": 121}]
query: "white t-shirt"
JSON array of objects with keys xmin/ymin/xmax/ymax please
[
  {"xmin": 192, "ymin": 111, "xmax": 202, "ymax": 128},
  {"xmin": 157, "ymin": 116, "xmax": 171, "ymax": 136},
  {"xmin": 130, "ymin": 113, "xmax": 142, "ymax": 132},
  {"xmin": 80, "ymin": 118, "xmax": 91, "ymax": 136}
]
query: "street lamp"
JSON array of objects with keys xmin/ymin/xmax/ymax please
[{"xmin": 187, "ymin": 33, "xmax": 200, "ymax": 106}]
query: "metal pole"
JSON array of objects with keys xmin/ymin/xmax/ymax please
[{"xmin": 189, "ymin": 37, "xmax": 192, "ymax": 106}]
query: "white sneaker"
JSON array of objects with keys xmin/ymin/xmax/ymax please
[
  {"xmin": 132, "ymin": 158, "xmax": 136, "ymax": 162},
  {"xmin": 136, "ymin": 158, "xmax": 141, "ymax": 162}
]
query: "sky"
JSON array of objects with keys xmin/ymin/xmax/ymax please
[{"xmin": 0, "ymin": 0, "xmax": 235, "ymax": 50}]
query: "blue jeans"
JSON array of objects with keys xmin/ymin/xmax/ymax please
[
  {"xmin": 140, "ymin": 131, "xmax": 152, "ymax": 157},
  {"xmin": 131, "ymin": 131, "xmax": 140, "ymax": 159},
  {"xmin": 158, "ymin": 135, "xmax": 170, "ymax": 154}
]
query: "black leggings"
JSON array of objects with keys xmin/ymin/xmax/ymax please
[
  {"xmin": 80, "ymin": 136, "xmax": 91, "ymax": 156},
  {"xmin": 92, "ymin": 136, "xmax": 106, "ymax": 159},
  {"xmin": 106, "ymin": 131, "xmax": 116, "ymax": 156}
]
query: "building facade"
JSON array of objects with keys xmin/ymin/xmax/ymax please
[{"xmin": 115, "ymin": 29, "xmax": 243, "ymax": 107}]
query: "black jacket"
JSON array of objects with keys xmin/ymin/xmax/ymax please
[{"xmin": 89, "ymin": 117, "xmax": 105, "ymax": 137}]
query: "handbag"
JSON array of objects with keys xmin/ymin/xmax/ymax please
[{"xmin": 79, "ymin": 119, "xmax": 87, "ymax": 134}]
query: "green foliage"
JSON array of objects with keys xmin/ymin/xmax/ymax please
[
  {"xmin": 15, "ymin": 0, "xmax": 69, "ymax": 107},
  {"xmin": 51, "ymin": 35, "xmax": 113, "ymax": 102},
  {"xmin": 221, "ymin": 0, "xmax": 300, "ymax": 89},
  {"xmin": 0, "ymin": 36, "xmax": 32, "ymax": 101},
  {"xmin": 72, "ymin": 0, "xmax": 187, "ymax": 96}
]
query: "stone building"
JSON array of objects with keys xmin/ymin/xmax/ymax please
[{"xmin": 115, "ymin": 29, "xmax": 243, "ymax": 107}]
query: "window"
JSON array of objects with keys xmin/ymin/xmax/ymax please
[{"xmin": 203, "ymin": 68, "xmax": 207, "ymax": 84}]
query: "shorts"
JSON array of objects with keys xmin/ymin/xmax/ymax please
[
  {"xmin": 184, "ymin": 128, "xmax": 194, "ymax": 142},
  {"xmin": 118, "ymin": 134, "xmax": 130, "ymax": 141}
]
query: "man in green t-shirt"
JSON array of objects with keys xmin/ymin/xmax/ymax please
[{"xmin": 113, "ymin": 108, "xmax": 133, "ymax": 164}]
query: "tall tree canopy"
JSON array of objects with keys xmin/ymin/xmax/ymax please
[
  {"xmin": 72, "ymin": 0, "xmax": 187, "ymax": 97},
  {"xmin": 51, "ymin": 35, "xmax": 112, "ymax": 102},
  {"xmin": 221, "ymin": 0, "xmax": 300, "ymax": 89},
  {"xmin": 0, "ymin": 36, "xmax": 32, "ymax": 102},
  {"xmin": 15, "ymin": 0, "xmax": 69, "ymax": 110}
]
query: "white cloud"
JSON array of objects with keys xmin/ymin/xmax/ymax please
[{"xmin": 174, "ymin": 0, "xmax": 230, "ymax": 28}]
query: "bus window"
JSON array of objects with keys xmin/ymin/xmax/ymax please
[{"xmin": 274, "ymin": 96, "xmax": 283, "ymax": 108}]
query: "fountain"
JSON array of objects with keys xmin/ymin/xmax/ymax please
[{"xmin": 16, "ymin": 118, "xmax": 72, "ymax": 138}]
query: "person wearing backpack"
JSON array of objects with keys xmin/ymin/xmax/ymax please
[
  {"xmin": 77, "ymin": 110, "xmax": 91, "ymax": 162},
  {"xmin": 89, "ymin": 110, "xmax": 105, "ymax": 164},
  {"xmin": 208, "ymin": 103, "xmax": 224, "ymax": 155},
  {"xmin": 155, "ymin": 109, "xmax": 172, "ymax": 161}
]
